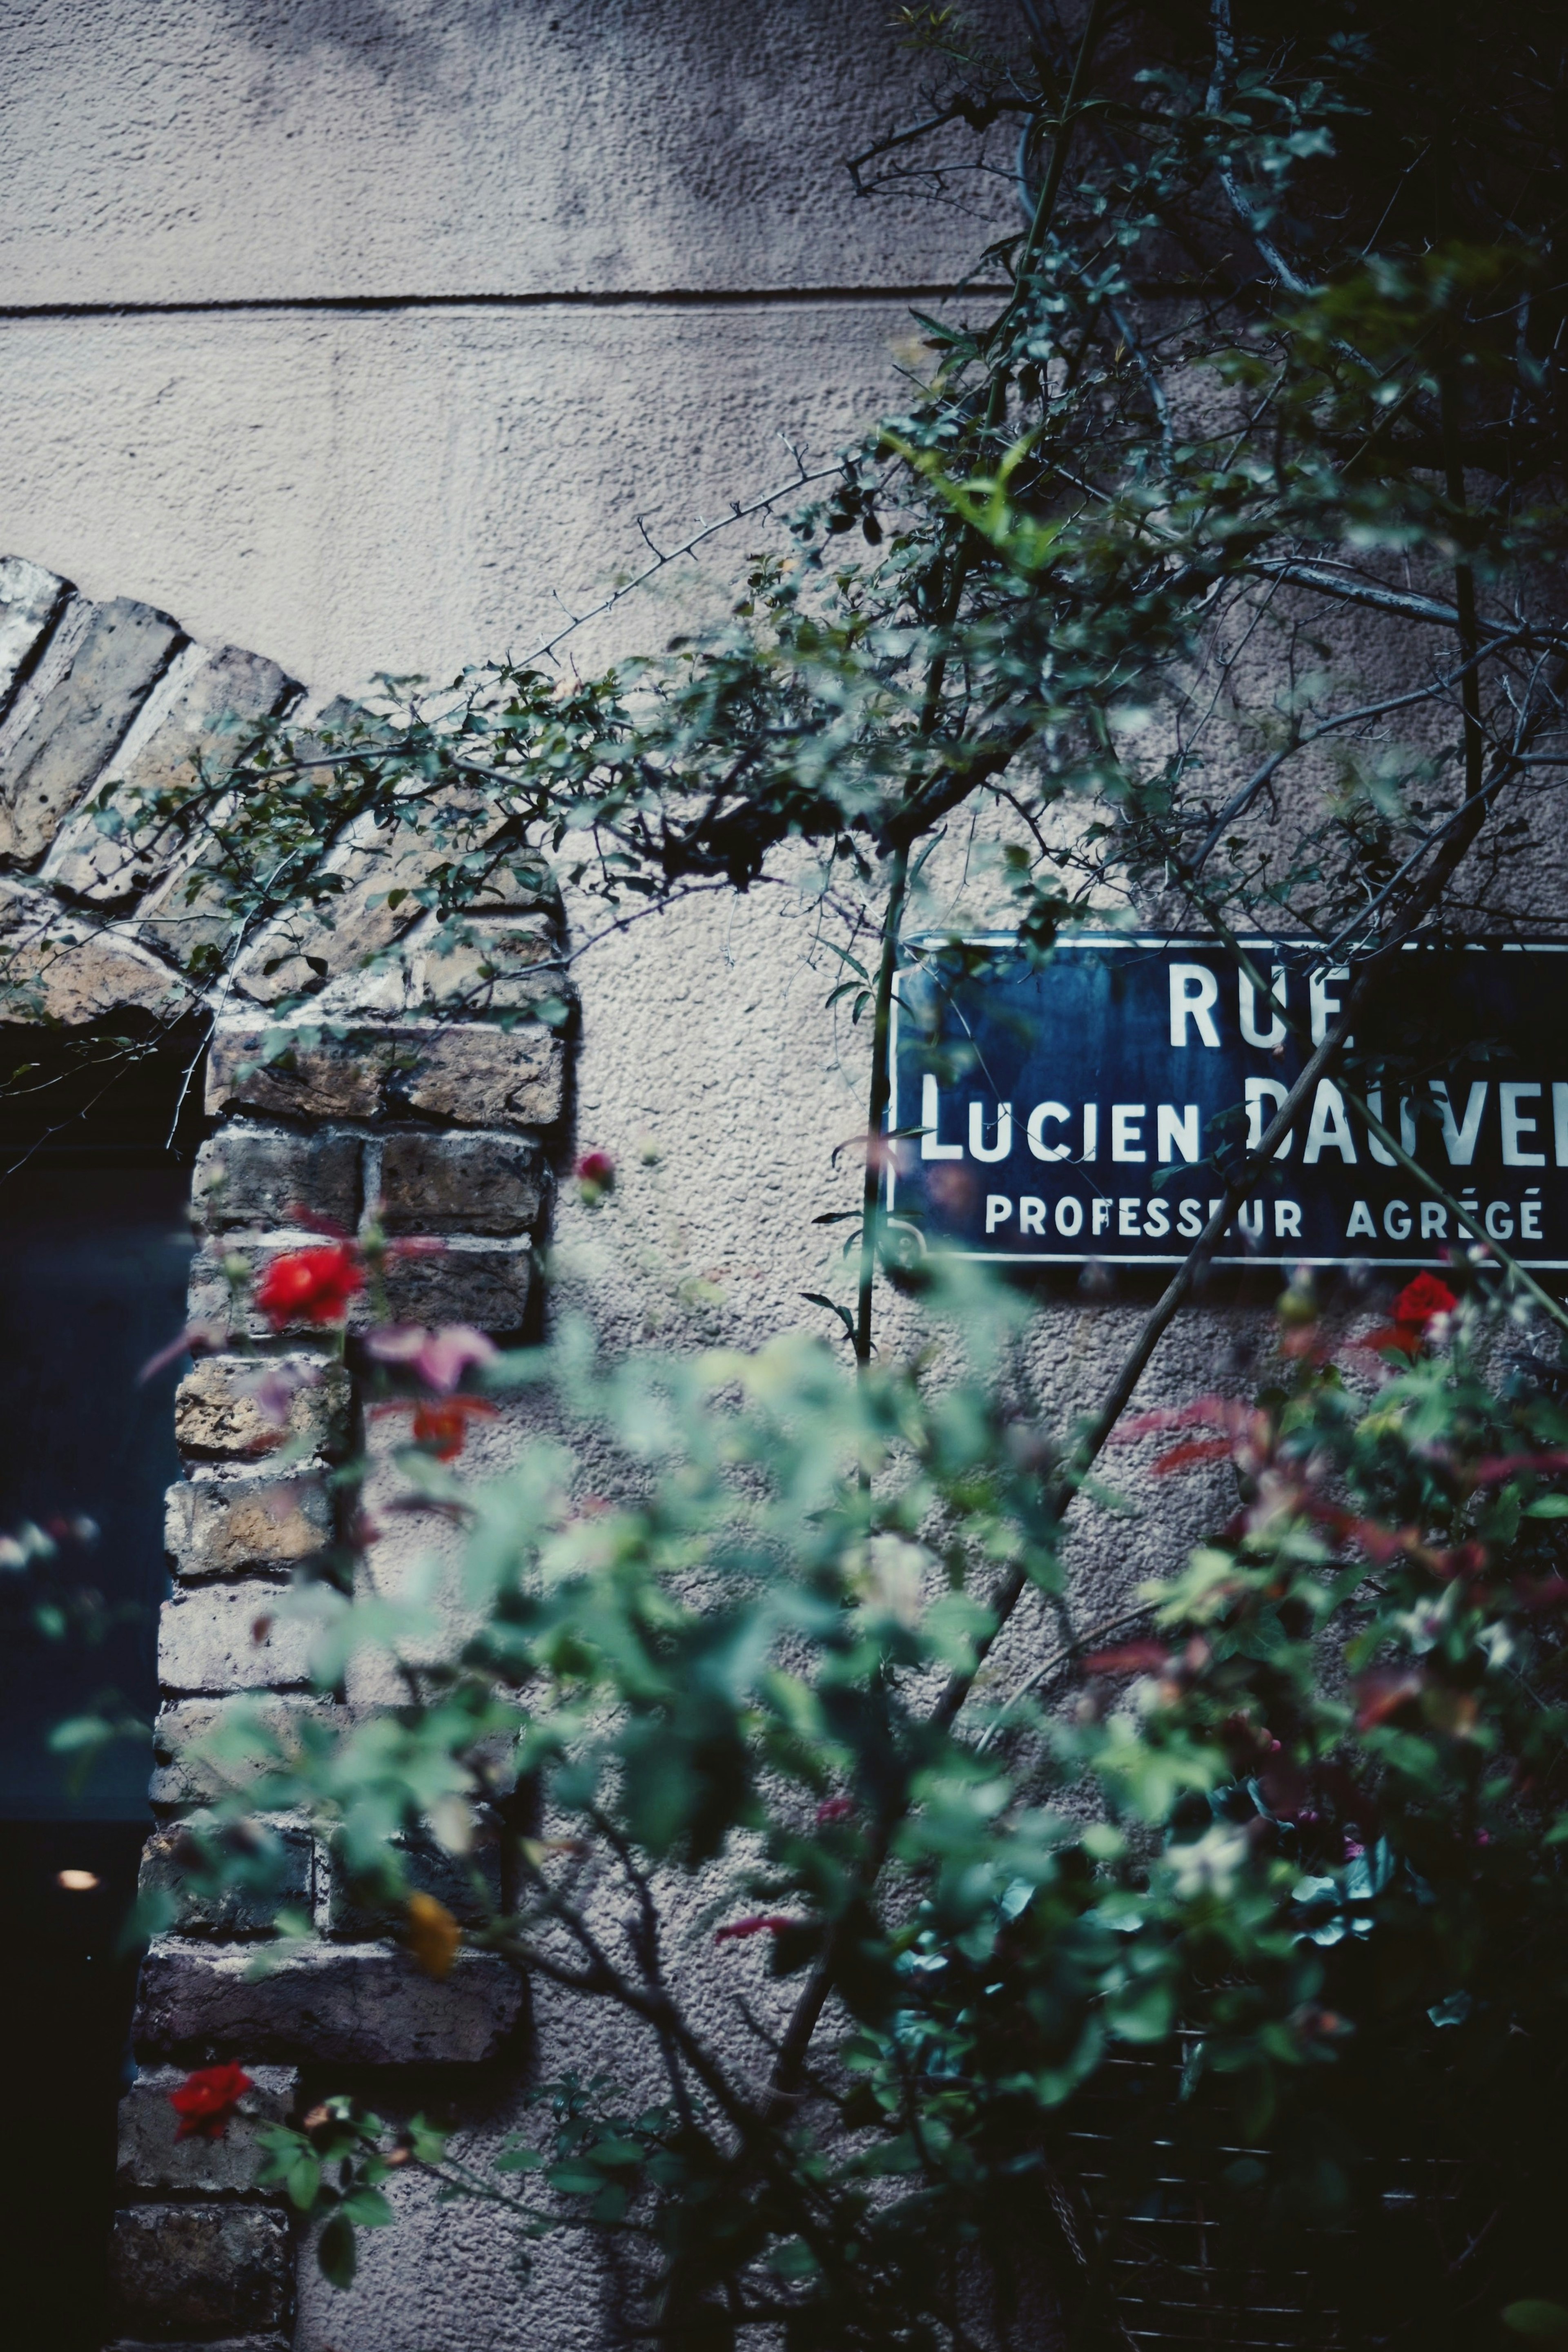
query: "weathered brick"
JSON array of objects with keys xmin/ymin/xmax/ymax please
[
  {"xmin": 150, "ymin": 1696, "xmax": 347, "ymax": 1810},
  {"xmin": 328, "ymin": 1831, "xmax": 503, "ymax": 1938},
  {"xmin": 0, "ymin": 595, "xmax": 183, "ymax": 866},
  {"xmin": 118, "ymin": 2063, "xmax": 297, "ymax": 2196},
  {"xmin": 44, "ymin": 644, "xmax": 296, "ymax": 904},
  {"xmin": 381, "ymin": 1239, "xmax": 533, "ymax": 1333},
  {"xmin": 135, "ymin": 827, "xmax": 248, "ymax": 973},
  {"xmin": 0, "ymin": 555, "xmax": 68, "ymax": 713},
  {"xmin": 379, "ymin": 1128, "xmax": 543, "ymax": 1235},
  {"xmin": 187, "ymin": 1241, "xmax": 369, "ymax": 1342},
  {"xmin": 400, "ymin": 1022, "xmax": 566, "ymax": 1129},
  {"xmin": 0, "ymin": 879, "xmax": 193, "ymax": 1026},
  {"xmin": 140, "ymin": 1822, "xmax": 314, "ymax": 1937},
  {"xmin": 192, "ymin": 1124, "xmax": 360, "ymax": 1232},
  {"xmin": 206, "ymin": 1023, "xmax": 392, "ymax": 1121},
  {"xmin": 135, "ymin": 1937, "xmax": 525, "ymax": 2064},
  {"xmin": 206, "ymin": 1018, "xmax": 566, "ymax": 1131},
  {"xmin": 174, "ymin": 1357, "xmax": 352, "ymax": 1463},
  {"xmin": 165, "ymin": 1471, "xmax": 332, "ymax": 1580},
  {"xmin": 104, "ymin": 2338, "xmax": 290, "ymax": 2352},
  {"xmin": 159, "ymin": 1583, "xmax": 317, "ymax": 1696},
  {"xmin": 109, "ymin": 2205, "xmax": 289, "ymax": 2337},
  {"xmin": 420, "ymin": 921, "xmax": 557, "ymax": 1015}
]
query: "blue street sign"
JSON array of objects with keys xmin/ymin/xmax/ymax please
[{"xmin": 888, "ymin": 935, "xmax": 1568, "ymax": 1269}]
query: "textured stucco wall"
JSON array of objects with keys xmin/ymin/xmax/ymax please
[{"xmin": 0, "ymin": 7, "xmax": 1272, "ymax": 2349}]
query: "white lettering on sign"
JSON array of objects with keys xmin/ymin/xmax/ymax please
[
  {"xmin": 1365, "ymin": 1085, "xmax": 1417, "ymax": 1167},
  {"xmin": 1026, "ymin": 1102, "xmax": 1071, "ymax": 1161},
  {"xmin": 985, "ymin": 1195, "xmax": 1012, "ymax": 1233},
  {"xmin": 1304, "ymin": 1079, "xmax": 1357, "ymax": 1164},
  {"xmin": 1239, "ymin": 965, "xmax": 1287, "ymax": 1049},
  {"xmin": 920, "ymin": 1075, "xmax": 962, "ymax": 1162},
  {"xmin": 1111, "ymin": 1104, "xmax": 1146, "ymax": 1162},
  {"xmin": 1310, "ymin": 965, "xmax": 1352, "ymax": 1046},
  {"xmin": 969, "ymin": 1102, "xmax": 1013, "ymax": 1164},
  {"xmin": 1019, "ymin": 1197, "xmax": 1047, "ymax": 1234},
  {"xmin": 1434, "ymin": 1080, "xmax": 1487, "ymax": 1165},
  {"xmin": 1170, "ymin": 964, "xmax": 1221, "ymax": 1048},
  {"xmin": 1501, "ymin": 1081, "xmax": 1545, "ymax": 1166},
  {"xmin": 1157, "ymin": 1104, "xmax": 1201, "ymax": 1162},
  {"xmin": 1245, "ymin": 1077, "xmax": 1292, "ymax": 1157}
]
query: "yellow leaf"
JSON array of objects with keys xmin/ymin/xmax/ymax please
[{"xmin": 405, "ymin": 1893, "xmax": 461, "ymax": 1980}]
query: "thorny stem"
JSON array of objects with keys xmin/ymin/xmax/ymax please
[
  {"xmin": 849, "ymin": 0, "xmax": 1110, "ymax": 1371},
  {"xmin": 768, "ymin": 680, "xmax": 1515, "ymax": 2114},
  {"xmin": 855, "ymin": 842, "xmax": 909, "ymax": 1365}
]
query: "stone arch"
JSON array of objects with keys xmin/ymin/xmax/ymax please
[{"xmin": 0, "ymin": 555, "xmax": 565, "ymax": 2348}]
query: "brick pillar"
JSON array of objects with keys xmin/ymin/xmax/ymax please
[{"xmin": 107, "ymin": 1012, "xmax": 563, "ymax": 2348}]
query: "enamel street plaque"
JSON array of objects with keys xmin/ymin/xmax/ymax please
[{"xmin": 887, "ymin": 936, "xmax": 1568, "ymax": 1269}]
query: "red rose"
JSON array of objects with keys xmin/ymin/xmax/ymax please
[
  {"xmin": 575, "ymin": 1149, "xmax": 616, "ymax": 1204},
  {"xmin": 169, "ymin": 2063, "xmax": 253, "ymax": 2140},
  {"xmin": 1363, "ymin": 1271, "xmax": 1459, "ymax": 1360},
  {"xmin": 411, "ymin": 1396, "xmax": 499, "ymax": 1461},
  {"xmin": 1393, "ymin": 1272, "xmax": 1457, "ymax": 1330},
  {"xmin": 255, "ymin": 1243, "xmax": 365, "ymax": 1329},
  {"xmin": 714, "ymin": 1914, "xmax": 795, "ymax": 1945}
]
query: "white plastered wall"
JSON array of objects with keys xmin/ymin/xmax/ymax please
[{"xmin": 2, "ymin": 7, "xmax": 1283, "ymax": 2345}]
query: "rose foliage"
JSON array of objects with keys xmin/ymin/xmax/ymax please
[{"xmin": 171, "ymin": 1248, "xmax": 1568, "ymax": 2352}]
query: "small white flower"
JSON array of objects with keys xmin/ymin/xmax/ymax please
[{"xmin": 1166, "ymin": 1823, "xmax": 1251, "ymax": 1901}]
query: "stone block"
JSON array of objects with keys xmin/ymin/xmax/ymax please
[
  {"xmin": 44, "ymin": 643, "xmax": 296, "ymax": 904},
  {"xmin": 165, "ymin": 1471, "xmax": 332, "ymax": 1580},
  {"xmin": 234, "ymin": 829, "xmax": 445, "ymax": 1008},
  {"xmin": 192, "ymin": 1124, "xmax": 361, "ymax": 1233},
  {"xmin": 105, "ymin": 2339, "xmax": 290, "ymax": 2352},
  {"xmin": 109, "ymin": 2205, "xmax": 289, "ymax": 2337},
  {"xmin": 328, "ymin": 1832, "xmax": 503, "ymax": 1938},
  {"xmin": 0, "ymin": 594, "xmax": 183, "ymax": 867},
  {"xmin": 175, "ymin": 1357, "xmax": 352, "ymax": 1463},
  {"xmin": 206, "ymin": 1017, "xmax": 566, "ymax": 1132},
  {"xmin": 159, "ymin": 1583, "xmax": 317, "ymax": 1696},
  {"xmin": 0, "ymin": 879, "xmax": 193, "ymax": 1026},
  {"xmin": 140, "ymin": 1822, "xmax": 314, "ymax": 1936},
  {"xmin": 0, "ymin": 555, "xmax": 68, "ymax": 714},
  {"xmin": 187, "ymin": 1241, "xmax": 371, "ymax": 1343},
  {"xmin": 419, "ymin": 921, "xmax": 557, "ymax": 1015},
  {"xmin": 150, "ymin": 1697, "xmax": 347, "ymax": 1810},
  {"xmin": 379, "ymin": 1128, "xmax": 543, "ymax": 1235},
  {"xmin": 399, "ymin": 1023, "xmax": 566, "ymax": 1130},
  {"xmin": 381, "ymin": 1240, "xmax": 533, "ymax": 1333},
  {"xmin": 206, "ymin": 1024, "xmax": 394, "ymax": 1121},
  {"xmin": 105, "ymin": 2340, "xmax": 289, "ymax": 2352},
  {"xmin": 135, "ymin": 826, "xmax": 248, "ymax": 974},
  {"xmin": 118, "ymin": 2063, "xmax": 297, "ymax": 2196},
  {"xmin": 135, "ymin": 1937, "xmax": 525, "ymax": 2064}
]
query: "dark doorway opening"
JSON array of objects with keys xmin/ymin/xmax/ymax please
[{"xmin": 0, "ymin": 1022, "xmax": 201, "ymax": 2350}]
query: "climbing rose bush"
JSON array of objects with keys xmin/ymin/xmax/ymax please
[{"xmin": 162, "ymin": 1244, "xmax": 1568, "ymax": 2350}]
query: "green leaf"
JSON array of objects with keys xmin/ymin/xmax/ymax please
[
  {"xmin": 1503, "ymin": 2306, "xmax": 1568, "ymax": 2342},
  {"xmin": 1524, "ymin": 1496, "xmax": 1568, "ymax": 1518},
  {"xmin": 317, "ymin": 2212, "xmax": 357, "ymax": 2290},
  {"xmin": 339, "ymin": 2185, "xmax": 395, "ymax": 2227},
  {"xmin": 547, "ymin": 2164, "xmax": 605, "ymax": 2196},
  {"xmin": 286, "ymin": 2154, "xmax": 323, "ymax": 2212}
]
